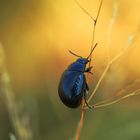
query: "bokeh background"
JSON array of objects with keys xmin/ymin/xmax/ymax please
[{"xmin": 0, "ymin": 0, "xmax": 140, "ymax": 140}]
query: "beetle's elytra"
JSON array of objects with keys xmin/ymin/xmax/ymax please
[{"xmin": 58, "ymin": 43, "xmax": 97, "ymax": 108}]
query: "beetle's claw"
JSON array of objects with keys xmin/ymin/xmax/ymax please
[
  {"xmin": 85, "ymin": 66, "xmax": 93, "ymax": 73},
  {"xmin": 84, "ymin": 104, "xmax": 94, "ymax": 110},
  {"xmin": 89, "ymin": 71, "xmax": 93, "ymax": 75}
]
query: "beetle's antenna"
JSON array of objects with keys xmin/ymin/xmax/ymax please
[
  {"xmin": 87, "ymin": 43, "xmax": 98, "ymax": 59},
  {"xmin": 69, "ymin": 50, "xmax": 82, "ymax": 58}
]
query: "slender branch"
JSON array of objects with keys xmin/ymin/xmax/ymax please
[
  {"xmin": 88, "ymin": 1, "xmax": 135, "ymax": 103},
  {"xmin": 88, "ymin": 33, "xmax": 136, "ymax": 104},
  {"xmin": 89, "ymin": 0, "xmax": 103, "ymax": 67},
  {"xmin": 73, "ymin": 0, "xmax": 138, "ymax": 139},
  {"xmin": 74, "ymin": 2, "xmax": 103, "ymax": 139},
  {"xmin": 75, "ymin": 98, "xmax": 85, "ymax": 140},
  {"xmin": 87, "ymin": 1, "xmax": 119, "ymax": 103},
  {"xmin": 84, "ymin": 89, "xmax": 140, "ymax": 109},
  {"xmin": 88, "ymin": 64, "xmax": 109, "ymax": 102},
  {"xmin": 73, "ymin": 0, "xmax": 96, "ymax": 22},
  {"xmin": 90, "ymin": 0, "xmax": 103, "ymax": 50},
  {"xmin": 73, "ymin": 0, "xmax": 103, "ymax": 67},
  {"xmin": 94, "ymin": 89, "xmax": 140, "ymax": 109}
]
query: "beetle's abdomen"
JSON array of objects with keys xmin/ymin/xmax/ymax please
[{"xmin": 58, "ymin": 71, "xmax": 85, "ymax": 108}]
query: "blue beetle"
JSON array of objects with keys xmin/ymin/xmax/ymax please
[{"xmin": 58, "ymin": 43, "xmax": 97, "ymax": 108}]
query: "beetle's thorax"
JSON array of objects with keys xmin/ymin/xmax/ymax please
[{"xmin": 67, "ymin": 58, "xmax": 88, "ymax": 72}]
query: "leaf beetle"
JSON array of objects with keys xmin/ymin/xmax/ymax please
[{"xmin": 58, "ymin": 43, "xmax": 97, "ymax": 108}]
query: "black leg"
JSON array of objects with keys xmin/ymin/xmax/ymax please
[
  {"xmin": 85, "ymin": 66, "xmax": 92, "ymax": 72},
  {"xmin": 83, "ymin": 91, "xmax": 93, "ymax": 109},
  {"xmin": 85, "ymin": 82, "xmax": 89, "ymax": 91}
]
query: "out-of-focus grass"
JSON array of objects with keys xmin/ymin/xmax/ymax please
[{"xmin": 0, "ymin": 0, "xmax": 140, "ymax": 140}]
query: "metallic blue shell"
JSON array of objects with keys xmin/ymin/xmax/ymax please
[
  {"xmin": 68, "ymin": 58, "xmax": 88, "ymax": 72},
  {"xmin": 58, "ymin": 70, "xmax": 86, "ymax": 108},
  {"xmin": 58, "ymin": 58, "xmax": 88, "ymax": 108}
]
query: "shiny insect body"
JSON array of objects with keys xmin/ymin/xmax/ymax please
[
  {"xmin": 58, "ymin": 44, "xmax": 97, "ymax": 108},
  {"xmin": 58, "ymin": 0, "xmax": 103, "ymax": 109}
]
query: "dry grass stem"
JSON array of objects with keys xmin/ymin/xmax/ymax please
[
  {"xmin": 87, "ymin": 0, "xmax": 137, "ymax": 103},
  {"xmin": 88, "ymin": 33, "xmax": 136, "ymax": 103},
  {"xmin": 73, "ymin": 0, "xmax": 139, "ymax": 139},
  {"xmin": 74, "ymin": 0, "xmax": 103, "ymax": 67},
  {"xmin": 75, "ymin": 98, "xmax": 85, "ymax": 140},
  {"xmin": 73, "ymin": 0, "xmax": 95, "ymax": 22},
  {"xmin": 94, "ymin": 89, "xmax": 140, "ymax": 109},
  {"xmin": 88, "ymin": 0, "xmax": 119, "ymax": 103},
  {"xmin": 74, "ymin": 1, "xmax": 103, "ymax": 140}
]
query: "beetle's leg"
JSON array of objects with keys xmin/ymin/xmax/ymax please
[
  {"xmin": 85, "ymin": 66, "xmax": 93, "ymax": 74},
  {"xmin": 84, "ymin": 67, "xmax": 93, "ymax": 74},
  {"xmin": 85, "ymin": 82, "xmax": 89, "ymax": 91},
  {"xmin": 85, "ymin": 66, "xmax": 92, "ymax": 72},
  {"xmin": 83, "ymin": 91, "xmax": 93, "ymax": 109}
]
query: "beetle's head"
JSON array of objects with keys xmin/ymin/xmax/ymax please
[{"xmin": 76, "ymin": 58, "xmax": 89, "ymax": 64}]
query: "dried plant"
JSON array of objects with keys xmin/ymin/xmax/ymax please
[{"xmin": 73, "ymin": 0, "xmax": 140, "ymax": 140}]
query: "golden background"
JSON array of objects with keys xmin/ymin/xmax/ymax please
[{"xmin": 0, "ymin": 0, "xmax": 140, "ymax": 140}]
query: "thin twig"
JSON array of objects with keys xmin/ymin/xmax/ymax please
[
  {"xmin": 84, "ymin": 89, "xmax": 140, "ymax": 109},
  {"xmin": 87, "ymin": 1, "xmax": 120, "ymax": 103},
  {"xmin": 90, "ymin": 0, "xmax": 103, "ymax": 50},
  {"xmin": 88, "ymin": 33, "xmax": 135, "ymax": 103},
  {"xmin": 73, "ymin": 0, "xmax": 103, "ymax": 66},
  {"xmin": 73, "ymin": 0, "xmax": 95, "ymax": 22},
  {"xmin": 89, "ymin": 0, "xmax": 103, "ymax": 67},
  {"xmin": 73, "ymin": 1, "xmax": 103, "ymax": 140},
  {"xmin": 75, "ymin": 98, "xmax": 85, "ymax": 140},
  {"xmin": 88, "ymin": 1, "xmax": 135, "ymax": 103},
  {"xmin": 94, "ymin": 89, "xmax": 140, "ymax": 109}
]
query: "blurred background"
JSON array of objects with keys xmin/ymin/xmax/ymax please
[{"xmin": 0, "ymin": 0, "xmax": 140, "ymax": 140}]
